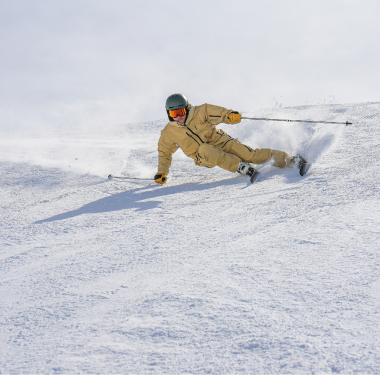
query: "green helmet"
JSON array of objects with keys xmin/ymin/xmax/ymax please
[{"xmin": 165, "ymin": 93, "xmax": 189, "ymax": 111}]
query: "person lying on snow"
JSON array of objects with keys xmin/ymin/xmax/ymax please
[{"xmin": 154, "ymin": 93, "xmax": 302, "ymax": 185}]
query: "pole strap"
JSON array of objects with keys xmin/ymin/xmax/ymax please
[{"xmin": 241, "ymin": 117, "xmax": 352, "ymax": 125}]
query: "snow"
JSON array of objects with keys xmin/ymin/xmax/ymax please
[{"xmin": 1, "ymin": 102, "xmax": 380, "ymax": 374}]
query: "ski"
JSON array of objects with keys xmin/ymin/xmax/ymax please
[
  {"xmin": 250, "ymin": 170, "xmax": 260, "ymax": 184},
  {"xmin": 294, "ymin": 154, "xmax": 309, "ymax": 176}
]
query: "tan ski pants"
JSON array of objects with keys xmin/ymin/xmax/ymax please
[{"xmin": 194, "ymin": 132, "xmax": 291, "ymax": 172}]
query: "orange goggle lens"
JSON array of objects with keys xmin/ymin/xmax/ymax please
[{"xmin": 169, "ymin": 107, "xmax": 187, "ymax": 118}]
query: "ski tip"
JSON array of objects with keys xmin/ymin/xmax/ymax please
[
  {"xmin": 300, "ymin": 163, "xmax": 308, "ymax": 176},
  {"xmin": 108, "ymin": 174, "xmax": 113, "ymax": 179},
  {"xmin": 250, "ymin": 171, "xmax": 260, "ymax": 184},
  {"xmin": 294, "ymin": 154, "xmax": 309, "ymax": 176}
]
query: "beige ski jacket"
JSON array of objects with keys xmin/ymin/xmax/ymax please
[{"xmin": 157, "ymin": 103, "xmax": 238, "ymax": 175}]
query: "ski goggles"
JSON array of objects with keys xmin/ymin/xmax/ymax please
[{"xmin": 168, "ymin": 107, "xmax": 187, "ymax": 118}]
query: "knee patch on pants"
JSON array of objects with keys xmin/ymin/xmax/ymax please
[
  {"xmin": 250, "ymin": 148, "xmax": 290, "ymax": 168},
  {"xmin": 196, "ymin": 144, "xmax": 240, "ymax": 172},
  {"xmin": 196, "ymin": 144, "xmax": 221, "ymax": 168}
]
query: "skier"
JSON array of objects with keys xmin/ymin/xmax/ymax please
[{"xmin": 154, "ymin": 93, "xmax": 303, "ymax": 184}]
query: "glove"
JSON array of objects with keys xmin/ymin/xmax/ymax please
[
  {"xmin": 228, "ymin": 111, "xmax": 242, "ymax": 123},
  {"xmin": 154, "ymin": 173, "xmax": 167, "ymax": 185}
]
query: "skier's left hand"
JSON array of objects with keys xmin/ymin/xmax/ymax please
[{"xmin": 228, "ymin": 112, "xmax": 242, "ymax": 123}]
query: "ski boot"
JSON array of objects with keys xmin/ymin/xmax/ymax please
[
  {"xmin": 291, "ymin": 154, "xmax": 308, "ymax": 176},
  {"xmin": 237, "ymin": 161, "xmax": 260, "ymax": 184}
]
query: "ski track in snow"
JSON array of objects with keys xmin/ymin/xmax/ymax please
[{"xmin": 1, "ymin": 103, "xmax": 380, "ymax": 374}]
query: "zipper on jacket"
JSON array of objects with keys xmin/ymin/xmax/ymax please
[
  {"xmin": 185, "ymin": 126, "xmax": 204, "ymax": 144},
  {"xmin": 221, "ymin": 135, "xmax": 234, "ymax": 149},
  {"xmin": 186, "ymin": 132, "xmax": 201, "ymax": 146}
]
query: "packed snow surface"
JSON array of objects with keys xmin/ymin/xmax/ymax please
[{"xmin": 1, "ymin": 102, "xmax": 380, "ymax": 374}]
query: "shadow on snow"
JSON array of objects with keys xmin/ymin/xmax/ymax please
[
  {"xmin": 34, "ymin": 175, "xmax": 250, "ymax": 223},
  {"xmin": 34, "ymin": 168, "xmax": 306, "ymax": 224}
]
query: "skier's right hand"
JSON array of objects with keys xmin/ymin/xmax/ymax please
[
  {"xmin": 154, "ymin": 173, "xmax": 167, "ymax": 185},
  {"xmin": 228, "ymin": 111, "xmax": 242, "ymax": 123}
]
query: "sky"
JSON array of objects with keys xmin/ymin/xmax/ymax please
[{"xmin": 0, "ymin": 0, "xmax": 379, "ymax": 131}]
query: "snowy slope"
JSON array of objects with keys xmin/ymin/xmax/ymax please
[{"xmin": 1, "ymin": 102, "xmax": 380, "ymax": 374}]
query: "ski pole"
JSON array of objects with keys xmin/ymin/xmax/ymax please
[
  {"xmin": 241, "ymin": 117, "xmax": 352, "ymax": 126},
  {"xmin": 108, "ymin": 174, "xmax": 153, "ymax": 180}
]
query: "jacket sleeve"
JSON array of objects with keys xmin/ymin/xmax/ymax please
[
  {"xmin": 203, "ymin": 103, "xmax": 236, "ymax": 125},
  {"xmin": 157, "ymin": 131, "xmax": 178, "ymax": 175}
]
